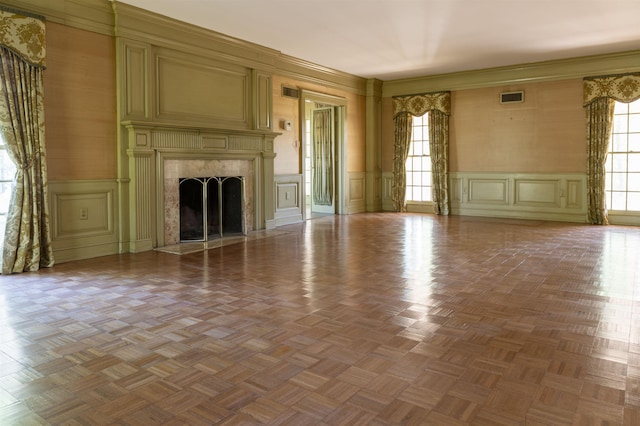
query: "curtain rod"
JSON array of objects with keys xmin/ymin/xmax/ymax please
[{"xmin": 0, "ymin": 4, "xmax": 46, "ymax": 21}]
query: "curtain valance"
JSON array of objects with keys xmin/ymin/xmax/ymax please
[
  {"xmin": 393, "ymin": 91, "xmax": 450, "ymax": 117},
  {"xmin": 584, "ymin": 73, "xmax": 640, "ymax": 106},
  {"xmin": 0, "ymin": 9, "xmax": 46, "ymax": 68}
]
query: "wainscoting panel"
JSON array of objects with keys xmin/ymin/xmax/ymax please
[
  {"xmin": 468, "ymin": 178, "xmax": 509, "ymax": 205},
  {"xmin": 514, "ymin": 178, "xmax": 560, "ymax": 207},
  {"xmin": 450, "ymin": 172, "xmax": 587, "ymax": 222},
  {"xmin": 347, "ymin": 172, "xmax": 366, "ymax": 214},
  {"xmin": 382, "ymin": 172, "xmax": 394, "ymax": 211},
  {"xmin": 274, "ymin": 174, "xmax": 303, "ymax": 226},
  {"xmin": 566, "ymin": 179, "xmax": 583, "ymax": 209},
  {"xmin": 49, "ymin": 180, "xmax": 119, "ymax": 263}
]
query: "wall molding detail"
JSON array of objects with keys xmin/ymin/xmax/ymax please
[
  {"xmin": 48, "ymin": 179, "xmax": 119, "ymax": 263},
  {"xmin": 382, "ymin": 172, "xmax": 394, "ymax": 211},
  {"xmin": 450, "ymin": 172, "xmax": 587, "ymax": 222},
  {"xmin": 383, "ymin": 171, "xmax": 587, "ymax": 222},
  {"xmin": 274, "ymin": 174, "xmax": 303, "ymax": 226},
  {"xmin": 347, "ymin": 172, "xmax": 366, "ymax": 214}
]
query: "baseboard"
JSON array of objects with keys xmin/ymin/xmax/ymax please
[{"xmin": 53, "ymin": 242, "xmax": 120, "ymax": 264}]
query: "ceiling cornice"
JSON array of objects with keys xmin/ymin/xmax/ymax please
[{"xmin": 383, "ymin": 49, "xmax": 640, "ymax": 97}]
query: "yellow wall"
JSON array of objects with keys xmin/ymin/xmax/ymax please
[
  {"xmin": 381, "ymin": 78, "xmax": 586, "ymax": 174},
  {"xmin": 44, "ymin": 22, "xmax": 117, "ymax": 180}
]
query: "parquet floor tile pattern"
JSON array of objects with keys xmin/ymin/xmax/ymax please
[{"xmin": 1, "ymin": 213, "xmax": 640, "ymax": 425}]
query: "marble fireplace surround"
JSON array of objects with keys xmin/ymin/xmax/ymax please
[
  {"xmin": 164, "ymin": 159, "xmax": 253, "ymax": 245},
  {"xmin": 123, "ymin": 122, "xmax": 278, "ymax": 251}
]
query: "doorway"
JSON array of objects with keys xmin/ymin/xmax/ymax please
[{"xmin": 301, "ymin": 91, "xmax": 346, "ymax": 219}]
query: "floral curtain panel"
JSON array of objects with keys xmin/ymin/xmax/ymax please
[
  {"xmin": 392, "ymin": 91, "xmax": 451, "ymax": 214},
  {"xmin": 0, "ymin": 8, "xmax": 53, "ymax": 273},
  {"xmin": 312, "ymin": 107, "xmax": 333, "ymax": 206},
  {"xmin": 583, "ymin": 73, "xmax": 640, "ymax": 225},
  {"xmin": 392, "ymin": 112, "xmax": 412, "ymax": 212}
]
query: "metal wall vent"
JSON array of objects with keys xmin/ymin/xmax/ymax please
[
  {"xmin": 500, "ymin": 91, "xmax": 524, "ymax": 104},
  {"xmin": 282, "ymin": 85, "xmax": 300, "ymax": 99}
]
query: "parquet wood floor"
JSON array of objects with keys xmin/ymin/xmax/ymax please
[{"xmin": 1, "ymin": 213, "xmax": 640, "ymax": 425}]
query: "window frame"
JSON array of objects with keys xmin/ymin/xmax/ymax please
[
  {"xmin": 405, "ymin": 112, "xmax": 433, "ymax": 209},
  {"xmin": 605, "ymin": 99, "xmax": 640, "ymax": 213}
]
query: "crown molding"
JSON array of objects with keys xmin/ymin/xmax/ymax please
[
  {"xmin": 276, "ymin": 54, "xmax": 367, "ymax": 96},
  {"xmin": 382, "ymin": 50, "xmax": 640, "ymax": 97}
]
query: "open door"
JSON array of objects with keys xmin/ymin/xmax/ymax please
[
  {"xmin": 310, "ymin": 107, "xmax": 335, "ymax": 214},
  {"xmin": 301, "ymin": 90, "xmax": 346, "ymax": 219}
]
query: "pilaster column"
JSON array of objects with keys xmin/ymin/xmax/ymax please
[
  {"xmin": 366, "ymin": 78, "xmax": 383, "ymax": 211},
  {"xmin": 125, "ymin": 126, "xmax": 155, "ymax": 252}
]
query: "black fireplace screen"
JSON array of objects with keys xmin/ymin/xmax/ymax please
[{"xmin": 179, "ymin": 176, "xmax": 245, "ymax": 241}]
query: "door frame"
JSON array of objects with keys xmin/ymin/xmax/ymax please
[{"xmin": 299, "ymin": 90, "xmax": 347, "ymax": 219}]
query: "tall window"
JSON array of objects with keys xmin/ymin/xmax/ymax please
[
  {"xmin": 406, "ymin": 113, "xmax": 431, "ymax": 202},
  {"xmin": 0, "ymin": 135, "xmax": 16, "ymax": 245},
  {"xmin": 606, "ymin": 99, "xmax": 640, "ymax": 211}
]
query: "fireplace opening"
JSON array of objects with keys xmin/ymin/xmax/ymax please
[{"xmin": 179, "ymin": 176, "xmax": 245, "ymax": 242}]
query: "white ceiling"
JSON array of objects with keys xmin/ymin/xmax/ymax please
[{"xmin": 117, "ymin": 0, "xmax": 640, "ymax": 81}]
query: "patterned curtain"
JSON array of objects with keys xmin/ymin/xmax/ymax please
[
  {"xmin": 429, "ymin": 110, "xmax": 449, "ymax": 215},
  {"xmin": 312, "ymin": 108, "xmax": 333, "ymax": 206},
  {"xmin": 392, "ymin": 112, "xmax": 412, "ymax": 212},
  {"xmin": 583, "ymin": 73, "xmax": 640, "ymax": 225},
  {"xmin": 392, "ymin": 91, "xmax": 451, "ymax": 214},
  {"xmin": 0, "ymin": 9, "xmax": 54, "ymax": 273}
]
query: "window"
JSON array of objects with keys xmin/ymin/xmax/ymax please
[
  {"xmin": 605, "ymin": 99, "xmax": 640, "ymax": 211},
  {"xmin": 405, "ymin": 113, "xmax": 431, "ymax": 202},
  {"xmin": 0, "ymin": 135, "xmax": 16, "ymax": 245}
]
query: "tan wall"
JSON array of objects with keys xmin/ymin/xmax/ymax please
[
  {"xmin": 272, "ymin": 75, "xmax": 366, "ymax": 176},
  {"xmin": 451, "ymin": 79, "xmax": 585, "ymax": 173},
  {"xmin": 44, "ymin": 22, "xmax": 117, "ymax": 180},
  {"xmin": 381, "ymin": 78, "xmax": 586, "ymax": 174}
]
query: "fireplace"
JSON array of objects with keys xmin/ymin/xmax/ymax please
[
  {"xmin": 121, "ymin": 123, "xmax": 278, "ymax": 252},
  {"xmin": 179, "ymin": 176, "xmax": 245, "ymax": 241},
  {"xmin": 163, "ymin": 158, "xmax": 254, "ymax": 246}
]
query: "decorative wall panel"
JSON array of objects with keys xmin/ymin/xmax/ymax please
[
  {"xmin": 382, "ymin": 172, "xmax": 394, "ymax": 211},
  {"xmin": 254, "ymin": 71, "xmax": 272, "ymax": 130},
  {"xmin": 468, "ymin": 179, "xmax": 509, "ymax": 205},
  {"xmin": 274, "ymin": 174, "xmax": 303, "ymax": 226},
  {"xmin": 450, "ymin": 172, "xmax": 587, "ymax": 222},
  {"xmin": 348, "ymin": 172, "xmax": 366, "ymax": 213},
  {"xmin": 514, "ymin": 179, "xmax": 560, "ymax": 207},
  {"xmin": 156, "ymin": 55, "xmax": 248, "ymax": 125},
  {"xmin": 49, "ymin": 180, "xmax": 118, "ymax": 263},
  {"xmin": 124, "ymin": 42, "xmax": 149, "ymax": 118}
]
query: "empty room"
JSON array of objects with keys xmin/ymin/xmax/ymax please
[{"xmin": 1, "ymin": 0, "xmax": 640, "ymax": 424}]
